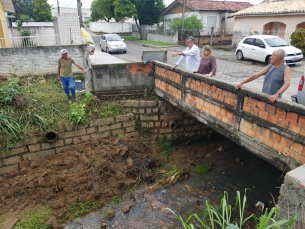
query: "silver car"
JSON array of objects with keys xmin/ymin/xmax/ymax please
[
  {"xmin": 292, "ymin": 73, "xmax": 305, "ymax": 105},
  {"xmin": 100, "ymin": 34, "xmax": 127, "ymax": 54}
]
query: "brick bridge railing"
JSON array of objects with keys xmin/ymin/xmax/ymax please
[{"xmin": 153, "ymin": 61, "xmax": 305, "ymax": 171}]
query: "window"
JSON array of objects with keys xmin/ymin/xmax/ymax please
[
  {"xmin": 264, "ymin": 37, "xmax": 289, "ymax": 47},
  {"xmin": 254, "ymin": 39, "xmax": 264, "ymax": 47},
  {"xmin": 243, "ymin": 38, "xmax": 254, "ymax": 45}
]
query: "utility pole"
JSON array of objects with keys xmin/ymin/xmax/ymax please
[
  {"xmin": 180, "ymin": 0, "xmax": 187, "ymax": 44},
  {"xmin": 57, "ymin": 0, "xmax": 60, "ymax": 15},
  {"xmin": 77, "ymin": 0, "xmax": 84, "ymax": 28}
]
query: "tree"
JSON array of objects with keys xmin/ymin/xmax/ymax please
[
  {"xmin": 169, "ymin": 14, "xmax": 203, "ymax": 30},
  {"xmin": 12, "ymin": 0, "xmax": 34, "ymax": 21},
  {"xmin": 16, "ymin": 15, "xmax": 30, "ymax": 31},
  {"xmin": 114, "ymin": 0, "xmax": 165, "ymax": 40},
  {"xmin": 33, "ymin": 0, "xmax": 52, "ymax": 22},
  {"xmin": 91, "ymin": 0, "xmax": 120, "ymax": 22}
]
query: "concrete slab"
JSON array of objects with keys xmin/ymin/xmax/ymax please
[
  {"xmin": 0, "ymin": 218, "xmax": 19, "ymax": 229},
  {"xmin": 89, "ymin": 49, "xmax": 127, "ymax": 65}
]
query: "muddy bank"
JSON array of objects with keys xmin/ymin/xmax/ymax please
[
  {"xmin": 65, "ymin": 141, "xmax": 283, "ymax": 229},
  {"xmin": 0, "ymin": 133, "xmax": 160, "ymax": 228}
]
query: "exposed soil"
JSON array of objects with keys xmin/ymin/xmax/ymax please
[{"xmin": 0, "ymin": 133, "xmax": 160, "ymax": 228}]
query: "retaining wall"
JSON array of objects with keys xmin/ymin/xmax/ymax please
[
  {"xmin": 0, "ymin": 100, "xmax": 212, "ymax": 176},
  {"xmin": 91, "ymin": 63, "xmax": 154, "ymax": 95},
  {"xmin": 153, "ymin": 61, "xmax": 305, "ymax": 171},
  {"xmin": 0, "ymin": 45, "xmax": 88, "ymax": 76}
]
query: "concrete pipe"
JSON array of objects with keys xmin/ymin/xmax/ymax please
[
  {"xmin": 45, "ymin": 131, "xmax": 57, "ymax": 143},
  {"xmin": 169, "ymin": 120, "xmax": 177, "ymax": 129}
]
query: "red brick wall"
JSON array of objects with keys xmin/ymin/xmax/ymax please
[{"xmin": 154, "ymin": 63, "xmax": 305, "ymax": 168}]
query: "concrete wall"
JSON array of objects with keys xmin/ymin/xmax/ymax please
[
  {"xmin": 92, "ymin": 62, "xmax": 154, "ymax": 94},
  {"xmin": 278, "ymin": 165, "xmax": 305, "ymax": 226},
  {"xmin": 147, "ymin": 33, "xmax": 178, "ymax": 44},
  {"xmin": 0, "ymin": 45, "xmax": 88, "ymax": 76},
  {"xmin": 89, "ymin": 22, "xmax": 130, "ymax": 33},
  {"xmin": 132, "ymin": 31, "xmax": 141, "ymax": 39},
  {"xmin": 0, "ymin": 100, "xmax": 213, "ymax": 176},
  {"xmin": 153, "ymin": 61, "xmax": 305, "ymax": 171}
]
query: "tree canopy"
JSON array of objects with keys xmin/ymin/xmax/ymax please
[
  {"xmin": 169, "ymin": 14, "xmax": 204, "ymax": 30},
  {"xmin": 12, "ymin": 0, "xmax": 34, "ymax": 21},
  {"xmin": 91, "ymin": 0, "xmax": 165, "ymax": 39},
  {"xmin": 33, "ymin": 0, "xmax": 52, "ymax": 22},
  {"xmin": 91, "ymin": 0, "xmax": 120, "ymax": 22}
]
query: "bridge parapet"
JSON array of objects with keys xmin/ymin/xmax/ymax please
[{"xmin": 153, "ymin": 61, "xmax": 305, "ymax": 171}]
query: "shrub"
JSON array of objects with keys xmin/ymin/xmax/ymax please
[
  {"xmin": 169, "ymin": 14, "xmax": 203, "ymax": 31},
  {"xmin": 291, "ymin": 28, "xmax": 305, "ymax": 54},
  {"xmin": 67, "ymin": 103, "xmax": 86, "ymax": 124},
  {"xmin": 0, "ymin": 77, "xmax": 21, "ymax": 104}
]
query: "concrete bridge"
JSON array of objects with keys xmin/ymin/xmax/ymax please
[{"xmin": 92, "ymin": 61, "xmax": 305, "ymax": 224}]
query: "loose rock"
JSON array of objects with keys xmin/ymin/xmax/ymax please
[
  {"xmin": 122, "ymin": 204, "xmax": 132, "ymax": 213},
  {"xmin": 104, "ymin": 208, "xmax": 116, "ymax": 219}
]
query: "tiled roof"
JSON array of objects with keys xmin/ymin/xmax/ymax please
[
  {"xmin": 228, "ymin": 0, "xmax": 305, "ymax": 17},
  {"xmin": 175, "ymin": 0, "xmax": 253, "ymax": 12}
]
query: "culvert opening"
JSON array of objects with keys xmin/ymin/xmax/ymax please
[
  {"xmin": 169, "ymin": 120, "xmax": 177, "ymax": 128},
  {"xmin": 45, "ymin": 131, "xmax": 57, "ymax": 143}
]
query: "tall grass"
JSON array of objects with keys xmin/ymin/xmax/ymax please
[{"xmin": 164, "ymin": 189, "xmax": 297, "ymax": 229}]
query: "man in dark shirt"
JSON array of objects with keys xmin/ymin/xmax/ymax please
[{"xmin": 235, "ymin": 48, "xmax": 290, "ymax": 104}]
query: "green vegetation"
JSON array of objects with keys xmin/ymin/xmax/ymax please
[
  {"xmin": 164, "ymin": 189, "xmax": 297, "ymax": 229},
  {"xmin": 169, "ymin": 14, "xmax": 204, "ymax": 30},
  {"xmin": 66, "ymin": 202, "xmax": 100, "ymax": 221},
  {"xmin": 33, "ymin": 0, "xmax": 52, "ymax": 22},
  {"xmin": 291, "ymin": 28, "xmax": 305, "ymax": 54},
  {"xmin": 14, "ymin": 206, "xmax": 51, "ymax": 229},
  {"xmin": 108, "ymin": 195, "xmax": 127, "ymax": 204},
  {"xmin": 144, "ymin": 84, "xmax": 161, "ymax": 101},
  {"xmin": 0, "ymin": 77, "xmax": 129, "ymax": 154},
  {"xmin": 191, "ymin": 163, "xmax": 212, "ymax": 174},
  {"xmin": 160, "ymin": 164, "xmax": 180, "ymax": 179},
  {"xmin": 158, "ymin": 138, "xmax": 172, "ymax": 159},
  {"xmin": 67, "ymin": 103, "xmax": 86, "ymax": 125},
  {"xmin": 122, "ymin": 36, "xmax": 175, "ymax": 46}
]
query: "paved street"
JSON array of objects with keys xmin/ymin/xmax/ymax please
[{"xmin": 91, "ymin": 34, "xmax": 302, "ymax": 102}]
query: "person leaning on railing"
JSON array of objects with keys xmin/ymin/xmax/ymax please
[{"xmin": 193, "ymin": 45, "xmax": 217, "ymax": 77}]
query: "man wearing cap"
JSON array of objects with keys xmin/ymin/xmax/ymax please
[{"xmin": 58, "ymin": 49, "xmax": 87, "ymax": 104}]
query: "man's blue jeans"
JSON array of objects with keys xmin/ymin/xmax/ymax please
[{"xmin": 60, "ymin": 76, "xmax": 75, "ymax": 96}]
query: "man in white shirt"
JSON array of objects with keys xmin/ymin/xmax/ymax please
[{"xmin": 171, "ymin": 36, "xmax": 200, "ymax": 72}]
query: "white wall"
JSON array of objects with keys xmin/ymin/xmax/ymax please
[
  {"xmin": 163, "ymin": 11, "xmax": 222, "ymax": 31},
  {"xmin": 90, "ymin": 22, "xmax": 130, "ymax": 33},
  {"xmin": 147, "ymin": 33, "xmax": 178, "ymax": 44}
]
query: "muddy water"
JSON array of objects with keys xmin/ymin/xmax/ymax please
[{"xmin": 65, "ymin": 140, "xmax": 283, "ymax": 229}]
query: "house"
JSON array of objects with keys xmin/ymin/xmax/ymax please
[
  {"xmin": 160, "ymin": 0, "xmax": 253, "ymax": 32},
  {"xmin": 228, "ymin": 0, "xmax": 305, "ymax": 44},
  {"xmin": 0, "ymin": 0, "xmax": 14, "ymax": 48}
]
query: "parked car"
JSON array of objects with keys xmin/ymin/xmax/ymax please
[
  {"xmin": 291, "ymin": 73, "xmax": 305, "ymax": 105},
  {"xmin": 236, "ymin": 35, "xmax": 303, "ymax": 65},
  {"xmin": 100, "ymin": 34, "xmax": 127, "ymax": 54}
]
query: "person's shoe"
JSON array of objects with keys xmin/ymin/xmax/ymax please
[
  {"xmin": 72, "ymin": 94, "xmax": 78, "ymax": 102},
  {"xmin": 67, "ymin": 95, "xmax": 72, "ymax": 104}
]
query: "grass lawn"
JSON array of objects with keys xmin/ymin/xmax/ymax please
[{"xmin": 122, "ymin": 36, "xmax": 176, "ymax": 46}]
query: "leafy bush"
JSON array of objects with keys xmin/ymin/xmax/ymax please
[
  {"xmin": 165, "ymin": 189, "xmax": 297, "ymax": 229},
  {"xmin": 158, "ymin": 138, "xmax": 172, "ymax": 159},
  {"xmin": 67, "ymin": 103, "xmax": 86, "ymax": 124},
  {"xmin": 291, "ymin": 28, "xmax": 305, "ymax": 54},
  {"xmin": 20, "ymin": 30, "xmax": 31, "ymax": 36},
  {"xmin": 0, "ymin": 77, "xmax": 21, "ymax": 104},
  {"xmin": 169, "ymin": 14, "xmax": 203, "ymax": 31}
]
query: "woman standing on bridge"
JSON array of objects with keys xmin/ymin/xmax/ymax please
[{"xmin": 193, "ymin": 45, "xmax": 217, "ymax": 77}]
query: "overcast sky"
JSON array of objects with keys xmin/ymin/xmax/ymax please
[{"xmin": 48, "ymin": 0, "xmax": 261, "ymax": 9}]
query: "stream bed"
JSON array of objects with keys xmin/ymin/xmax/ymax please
[{"xmin": 65, "ymin": 140, "xmax": 283, "ymax": 229}]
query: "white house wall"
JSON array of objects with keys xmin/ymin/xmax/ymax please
[
  {"xmin": 163, "ymin": 11, "xmax": 221, "ymax": 31},
  {"xmin": 89, "ymin": 22, "xmax": 130, "ymax": 33}
]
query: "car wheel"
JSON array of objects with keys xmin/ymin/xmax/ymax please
[
  {"xmin": 123, "ymin": 50, "xmax": 127, "ymax": 53},
  {"xmin": 236, "ymin": 50, "xmax": 244, "ymax": 60},
  {"xmin": 266, "ymin": 55, "xmax": 271, "ymax": 64},
  {"xmin": 101, "ymin": 47, "xmax": 104, "ymax": 52},
  {"xmin": 106, "ymin": 47, "xmax": 110, "ymax": 54}
]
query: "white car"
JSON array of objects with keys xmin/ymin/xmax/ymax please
[
  {"xmin": 236, "ymin": 35, "xmax": 303, "ymax": 65},
  {"xmin": 100, "ymin": 34, "xmax": 127, "ymax": 54},
  {"xmin": 291, "ymin": 73, "xmax": 305, "ymax": 105}
]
